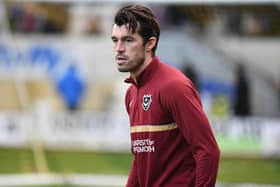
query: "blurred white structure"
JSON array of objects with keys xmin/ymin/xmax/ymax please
[{"xmin": 0, "ymin": 0, "xmax": 280, "ymax": 154}]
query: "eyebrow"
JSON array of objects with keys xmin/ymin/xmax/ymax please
[{"xmin": 111, "ymin": 35, "xmax": 135, "ymax": 40}]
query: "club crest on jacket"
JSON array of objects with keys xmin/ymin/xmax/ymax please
[{"xmin": 142, "ymin": 94, "xmax": 152, "ymax": 111}]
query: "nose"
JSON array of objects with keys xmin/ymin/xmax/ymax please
[{"xmin": 115, "ymin": 41, "xmax": 125, "ymax": 52}]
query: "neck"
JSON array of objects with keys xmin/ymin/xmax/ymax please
[{"xmin": 131, "ymin": 55, "xmax": 154, "ymax": 81}]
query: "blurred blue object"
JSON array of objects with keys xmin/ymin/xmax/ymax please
[
  {"xmin": 201, "ymin": 78, "xmax": 234, "ymax": 98},
  {"xmin": 56, "ymin": 64, "xmax": 85, "ymax": 110},
  {"xmin": 0, "ymin": 45, "xmax": 11, "ymax": 67}
]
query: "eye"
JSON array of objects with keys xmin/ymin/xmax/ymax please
[
  {"xmin": 125, "ymin": 38, "xmax": 133, "ymax": 42},
  {"xmin": 124, "ymin": 37, "xmax": 134, "ymax": 43},
  {"xmin": 111, "ymin": 37, "xmax": 118, "ymax": 43}
]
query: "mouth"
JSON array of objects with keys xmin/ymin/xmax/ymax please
[{"xmin": 116, "ymin": 55, "xmax": 127, "ymax": 65}]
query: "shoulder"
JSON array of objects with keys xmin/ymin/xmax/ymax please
[
  {"xmin": 159, "ymin": 62, "xmax": 191, "ymax": 84},
  {"xmin": 158, "ymin": 67, "xmax": 199, "ymax": 102},
  {"xmin": 162, "ymin": 77, "xmax": 194, "ymax": 97},
  {"xmin": 158, "ymin": 63, "xmax": 193, "ymax": 93}
]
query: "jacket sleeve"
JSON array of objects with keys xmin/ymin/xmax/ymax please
[
  {"xmin": 126, "ymin": 156, "xmax": 139, "ymax": 187},
  {"xmin": 162, "ymin": 80, "xmax": 220, "ymax": 187}
]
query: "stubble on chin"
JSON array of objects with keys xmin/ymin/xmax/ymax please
[{"xmin": 117, "ymin": 55, "xmax": 146, "ymax": 74}]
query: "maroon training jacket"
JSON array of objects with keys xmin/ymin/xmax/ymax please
[{"xmin": 124, "ymin": 56, "xmax": 220, "ymax": 187}]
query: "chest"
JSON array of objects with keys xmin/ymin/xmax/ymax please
[{"xmin": 127, "ymin": 86, "xmax": 172, "ymax": 125}]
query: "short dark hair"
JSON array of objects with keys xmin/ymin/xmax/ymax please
[{"xmin": 114, "ymin": 5, "xmax": 160, "ymax": 55}]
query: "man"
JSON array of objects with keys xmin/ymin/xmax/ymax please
[{"xmin": 111, "ymin": 5, "xmax": 220, "ymax": 187}]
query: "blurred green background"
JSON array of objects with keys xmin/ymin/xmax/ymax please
[{"xmin": 1, "ymin": 147, "xmax": 280, "ymax": 185}]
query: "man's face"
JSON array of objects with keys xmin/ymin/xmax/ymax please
[{"xmin": 111, "ymin": 24, "xmax": 146, "ymax": 74}]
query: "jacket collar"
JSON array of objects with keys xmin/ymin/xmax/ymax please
[{"xmin": 125, "ymin": 56, "xmax": 160, "ymax": 87}]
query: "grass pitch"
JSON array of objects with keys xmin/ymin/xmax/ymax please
[{"xmin": 0, "ymin": 147, "xmax": 279, "ymax": 185}]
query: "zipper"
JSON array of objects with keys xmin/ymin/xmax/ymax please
[{"xmin": 134, "ymin": 87, "xmax": 140, "ymax": 123}]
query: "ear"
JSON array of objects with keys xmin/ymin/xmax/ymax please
[{"xmin": 145, "ymin": 37, "xmax": 157, "ymax": 52}]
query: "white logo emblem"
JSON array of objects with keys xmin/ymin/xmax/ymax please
[{"xmin": 142, "ymin": 94, "xmax": 152, "ymax": 111}]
